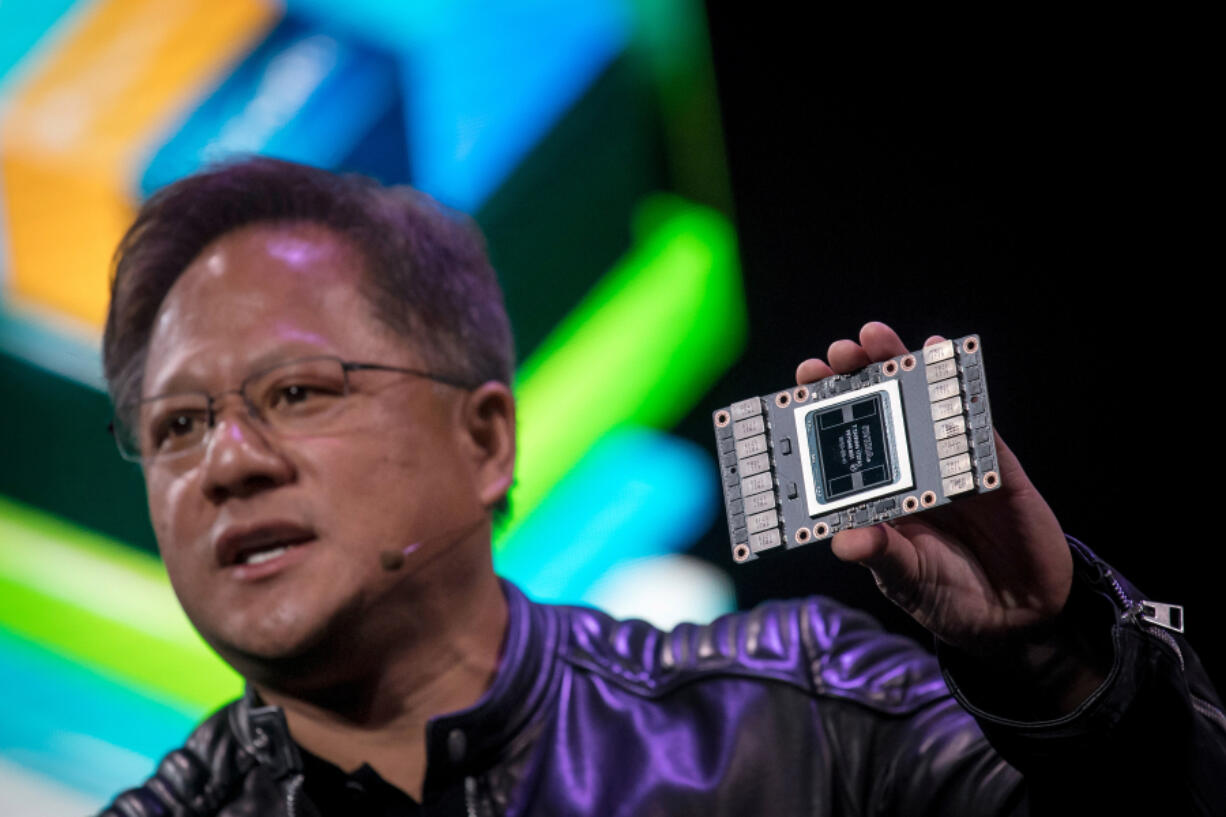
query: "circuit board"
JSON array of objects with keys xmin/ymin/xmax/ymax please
[{"xmin": 712, "ymin": 335, "xmax": 999, "ymax": 563}]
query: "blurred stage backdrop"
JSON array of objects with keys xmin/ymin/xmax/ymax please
[
  {"xmin": 2, "ymin": 3, "xmax": 1219, "ymax": 813},
  {"xmin": 0, "ymin": 0, "xmax": 743, "ymax": 810}
]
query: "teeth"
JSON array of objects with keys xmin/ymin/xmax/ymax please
[{"xmin": 242, "ymin": 546, "xmax": 289, "ymax": 566}]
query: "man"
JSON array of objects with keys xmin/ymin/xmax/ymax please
[{"xmin": 99, "ymin": 157, "xmax": 1224, "ymax": 816}]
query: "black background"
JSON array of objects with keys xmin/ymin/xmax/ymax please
[{"xmin": 693, "ymin": 16, "xmax": 1221, "ymax": 686}]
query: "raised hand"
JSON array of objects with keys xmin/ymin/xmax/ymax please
[{"xmin": 796, "ymin": 322, "xmax": 1072, "ymax": 654}]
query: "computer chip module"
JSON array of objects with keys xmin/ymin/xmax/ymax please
[{"xmin": 712, "ymin": 335, "xmax": 999, "ymax": 563}]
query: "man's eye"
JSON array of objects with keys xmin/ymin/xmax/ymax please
[
  {"xmin": 278, "ymin": 384, "xmax": 315, "ymax": 405},
  {"xmin": 268, "ymin": 382, "xmax": 342, "ymax": 412},
  {"xmin": 152, "ymin": 412, "xmax": 205, "ymax": 449}
]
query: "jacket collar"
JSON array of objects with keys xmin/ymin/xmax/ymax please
[
  {"xmin": 230, "ymin": 580, "xmax": 559, "ymax": 794},
  {"xmin": 421, "ymin": 580, "xmax": 559, "ymax": 796},
  {"xmin": 231, "ymin": 688, "xmax": 302, "ymax": 780}
]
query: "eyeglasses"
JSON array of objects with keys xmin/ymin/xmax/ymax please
[{"xmin": 110, "ymin": 355, "xmax": 477, "ymax": 464}]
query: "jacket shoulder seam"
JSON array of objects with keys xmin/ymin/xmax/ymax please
[{"xmin": 556, "ymin": 641, "xmax": 949, "ymax": 715}]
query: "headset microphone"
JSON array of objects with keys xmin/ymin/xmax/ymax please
[
  {"xmin": 379, "ymin": 543, "xmax": 420, "ymax": 571},
  {"xmin": 378, "ymin": 514, "xmax": 489, "ymax": 571}
]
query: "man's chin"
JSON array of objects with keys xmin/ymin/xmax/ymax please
[{"xmin": 200, "ymin": 607, "xmax": 371, "ymax": 690}]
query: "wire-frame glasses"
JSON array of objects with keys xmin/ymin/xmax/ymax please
[{"xmin": 110, "ymin": 355, "xmax": 477, "ymax": 465}]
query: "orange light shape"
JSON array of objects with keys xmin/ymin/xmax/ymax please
[{"xmin": 0, "ymin": 0, "xmax": 276, "ymax": 330}]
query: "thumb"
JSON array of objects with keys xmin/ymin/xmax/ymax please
[{"xmin": 830, "ymin": 523, "xmax": 920, "ymax": 607}]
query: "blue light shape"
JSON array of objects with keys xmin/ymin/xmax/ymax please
[
  {"xmin": 280, "ymin": 0, "xmax": 631, "ymax": 213},
  {"xmin": 404, "ymin": 1, "xmax": 629, "ymax": 211},
  {"xmin": 495, "ymin": 427, "xmax": 719, "ymax": 604},
  {"xmin": 0, "ymin": 302, "xmax": 105, "ymax": 388},
  {"xmin": 138, "ymin": 17, "xmax": 406, "ymax": 197},
  {"xmin": 280, "ymin": 0, "xmax": 445, "ymax": 51},
  {"xmin": 0, "ymin": 0, "xmax": 82, "ymax": 95},
  {"xmin": 0, "ymin": 628, "xmax": 200, "ymax": 801}
]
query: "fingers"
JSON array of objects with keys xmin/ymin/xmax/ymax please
[
  {"xmin": 859, "ymin": 321, "xmax": 908, "ymax": 361},
  {"xmin": 799, "ymin": 322, "xmax": 946, "ymax": 383},
  {"xmin": 829, "ymin": 524, "xmax": 892, "ymax": 563},
  {"xmin": 826, "ymin": 321, "xmax": 905, "ymax": 373},
  {"xmin": 796, "ymin": 357, "xmax": 836, "ymax": 385},
  {"xmin": 830, "ymin": 523, "xmax": 921, "ymax": 610},
  {"xmin": 827, "ymin": 339, "xmax": 871, "ymax": 373}
]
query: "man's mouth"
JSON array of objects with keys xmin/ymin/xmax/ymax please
[
  {"xmin": 215, "ymin": 523, "xmax": 316, "ymax": 569},
  {"xmin": 237, "ymin": 543, "xmax": 297, "ymax": 565}
]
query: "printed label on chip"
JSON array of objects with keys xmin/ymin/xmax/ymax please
[
  {"xmin": 743, "ymin": 492, "xmax": 776, "ymax": 514},
  {"xmin": 936, "ymin": 434, "xmax": 969, "ymax": 458},
  {"xmin": 731, "ymin": 398, "xmax": 763, "ymax": 421},
  {"xmin": 926, "ymin": 359, "xmax": 957, "ymax": 383},
  {"xmin": 928, "ymin": 378, "xmax": 960, "ymax": 402},
  {"xmin": 793, "ymin": 379, "xmax": 914, "ymax": 518},
  {"xmin": 733, "ymin": 416, "xmax": 765, "ymax": 439},
  {"xmin": 749, "ymin": 529, "xmax": 782, "ymax": 552},
  {"xmin": 738, "ymin": 453, "xmax": 771, "ymax": 477},
  {"xmin": 942, "ymin": 472, "xmax": 975, "ymax": 496},
  {"xmin": 747, "ymin": 509, "xmax": 779, "ymax": 534},
  {"xmin": 740, "ymin": 472, "xmax": 773, "ymax": 497},
  {"xmin": 924, "ymin": 340, "xmax": 955, "ymax": 365},
  {"xmin": 930, "ymin": 396, "xmax": 964, "ymax": 421},
  {"xmin": 934, "ymin": 416, "xmax": 967, "ymax": 440},
  {"xmin": 735, "ymin": 435, "xmax": 769, "ymax": 459},
  {"xmin": 939, "ymin": 453, "xmax": 972, "ymax": 478}
]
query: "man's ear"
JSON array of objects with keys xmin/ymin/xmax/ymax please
[{"xmin": 459, "ymin": 381, "xmax": 516, "ymax": 510}]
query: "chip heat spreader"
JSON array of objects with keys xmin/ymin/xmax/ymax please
[{"xmin": 712, "ymin": 335, "xmax": 999, "ymax": 564}]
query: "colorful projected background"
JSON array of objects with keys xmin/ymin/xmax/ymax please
[{"xmin": 0, "ymin": 0, "xmax": 744, "ymax": 811}]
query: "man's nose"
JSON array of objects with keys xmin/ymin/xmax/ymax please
[{"xmin": 199, "ymin": 397, "xmax": 294, "ymax": 502}]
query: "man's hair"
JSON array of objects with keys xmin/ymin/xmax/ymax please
[{"xmin": 103, "ymin": 156, "xmax": 514, "ymax": 417}]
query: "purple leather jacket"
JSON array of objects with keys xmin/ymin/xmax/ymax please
[{"xmin": 101, "ymin": 539, "xmax": 1226, "ymax": 816}]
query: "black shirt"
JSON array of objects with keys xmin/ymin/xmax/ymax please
[{"xmin": 299, "ymin": 746, "xmax": 469, "ymax": 816}]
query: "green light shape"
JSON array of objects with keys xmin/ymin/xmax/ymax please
[
  {"xmin": 498, "ymin": 194, "xmax": 744, "ymax": 552},
  {"xmin": 0, "ymin": 495, "xmax": 241, "ymax": 714}
]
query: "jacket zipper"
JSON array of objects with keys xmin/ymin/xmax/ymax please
[
  {"xmin": 1192, "ymin": 695, "xmax": 1226, "ymax": 736},
  {"xmin": 1102, "ymin": 567, "xmax": 1226, "ymax": 736},
  {"xmin": 285, "ymin": 773, "xmax": 303, "ymax": 817},
  {"xmin": 465, "ymin": 776, "xmax": 479, "ymax": 817},
  {"xmin": 1146, "ymin": 626, "xmax": 1185, "ymax": 672},
  {"xmin": 1104, "ymin": 567, "xmax": 1186, "ymax": 668},
  {"xmin": 1103, "ymin": 568, "xmax": 1184, "ymax": 634}
]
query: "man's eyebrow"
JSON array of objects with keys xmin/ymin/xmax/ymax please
[
  {"xmin": 243, "ymin": 346, "xmax": 329, "ymax": 376},
  {"xmin": 142, "ymin": 363, "xmax": 209, "ymax": 400},
  {"xmin": 143, "ymin": 340, "xmax": 337, "ymax": 400}
]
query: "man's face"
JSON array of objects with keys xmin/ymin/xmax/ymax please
[{"xmin": 141, "ymin": 222, "xmax": 485, "ymax": 672}]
